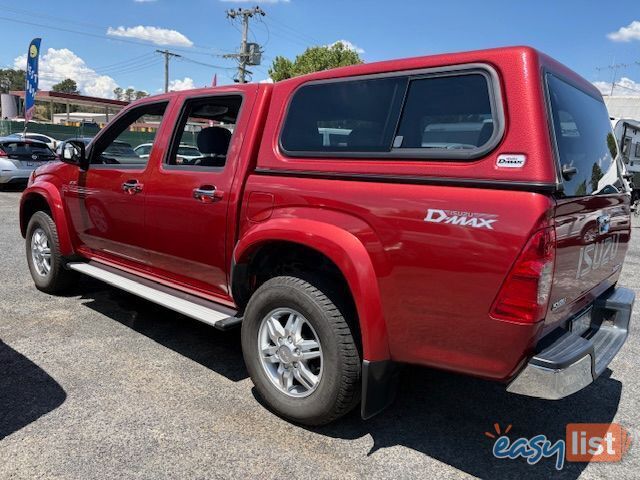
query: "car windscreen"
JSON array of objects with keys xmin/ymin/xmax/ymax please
[{"xmin": 547, "ymin": 74, "xmax": 621, "ymax": 196}]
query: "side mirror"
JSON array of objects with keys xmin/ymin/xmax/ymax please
[{"xmin": 58, "ymin": 140, "xmax": 89, "ymax": 171}]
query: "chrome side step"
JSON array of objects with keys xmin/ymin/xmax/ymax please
[{"xmin": 67, "ymin": 261, "xmax": 241, "ymax": 330}]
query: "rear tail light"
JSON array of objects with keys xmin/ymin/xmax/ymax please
[
  {"xmin": 490, "ymin": 226, "xmax": 556, "ymax": 324},
  {"xmin": 0, "ymin": 150, "xmax": 7, "ymax": 157}
]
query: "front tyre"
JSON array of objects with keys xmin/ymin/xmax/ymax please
[
  {"xmin": 241, "ymin": 275, "xmax": 361, "ymax": 426},
  {"xmin": 26, "ymin": 211, "xmax": 76, "ymax": 294}
]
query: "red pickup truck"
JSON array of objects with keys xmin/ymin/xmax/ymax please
[{"xmin": 20, "ymin": 46, "xmax": 635, "ymax": 425}]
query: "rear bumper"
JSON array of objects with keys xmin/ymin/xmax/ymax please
[
  {"xmin": 0, "ymin": 168, "xmax": 32, "ymax": 184},
  {"xmin": 507, "ymin": 286, "xmax": 634, "ymax": 400}
]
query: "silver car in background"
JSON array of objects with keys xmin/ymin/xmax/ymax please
[{"xmin": 0, "ymin": 138, "xmax": 56, "ymax": 188}]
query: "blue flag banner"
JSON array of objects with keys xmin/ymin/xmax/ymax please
[{"xmin": 24, "ymin": 38, "xmax": 41, "ymax": 123}]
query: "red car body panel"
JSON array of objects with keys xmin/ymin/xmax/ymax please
[{"xmin": 20, "ymin": 46, "xmax": 632, "ymax": 384}]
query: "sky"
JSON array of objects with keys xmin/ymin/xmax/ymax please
[{"xmin": 2, "ymin": 0, "xmax": 640, "ymax": 98}]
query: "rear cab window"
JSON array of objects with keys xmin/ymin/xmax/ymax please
[
  {"xmin": 280, "ymin": 66, "xmax": 503, "ymax": 160},
  {"xmin": 546, "ymin": 74, "xmax": 623, "ymax": 196},
  {"xmin": 0, "ymin": 142, "xmax": 53, "ymax": 156}
]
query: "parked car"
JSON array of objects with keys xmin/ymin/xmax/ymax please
[
  {"xmin": 57, "ymin": 137, "xmax": 140, "ymax": 165},
  {"xmin": 0, "ymin": 138, "xmax": 55, "ymax": 188},
  {"xmin": 7, "ymin": 132, "xmax": 59, "ymax": 151},
  {"xmin": 134, "ymin": 142, "xmax": 202, "ymax": 163},
  {"xmin": 19, "ymin": 46, "xmax": 635, "ymax": 426}
]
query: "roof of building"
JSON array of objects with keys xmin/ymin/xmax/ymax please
[
  {"xmin": 604, "ymin": 96, "xmax": 640, "ymax": 120},
  {"xmin": 9, "ymin": 90, "xmax": 128, "ymax": 108}
]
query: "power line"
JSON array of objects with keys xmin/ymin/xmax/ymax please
[
  {"xmin": 596, "ymin": 61, "xmax": 629, "ymax": 96},
  {"xmin": 0, "ymin": 3, "xmax": 232, "ymax": 55},
  {"xmin": 178, "ymin": 56, "xmax": 237, "ymax": 71},
  {"xmin": 0, "ymin": 12, "xmax": 227, "ymax": 57},
  {"xmin": 265, "ymin": 13, "xmax": 322, "ymax": 45},
  {"xmin": 93, "ymin": 52, "xmax": 157, "ymax": 72}
]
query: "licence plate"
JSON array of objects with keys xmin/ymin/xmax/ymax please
[
  {"xmin": 571, "ymin": 309, "xmax": 592, "ymax": 336},
  {"xmin": 26, "ymin": 162, "xmax": 34, "ymax": 167}
]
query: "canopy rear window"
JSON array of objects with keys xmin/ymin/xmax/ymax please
[{"xmin": 547, "ymin": 74, "xmax": 622, "ymax": 196}]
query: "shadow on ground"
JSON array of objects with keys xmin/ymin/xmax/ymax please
[
  {"xmin": 77, "ymin": 280, "xmax": 621, "ymax": 479},
  {"xmin": 77, "ymin": 278, "xmax": 247, "ymax": 382},
  {"xmin": 303, "ymin": 366, "xmax": 621, "ymax": 479},
  {"xmin": 0, "ymin": 340, "xmax": 66, "ymax": 441}
]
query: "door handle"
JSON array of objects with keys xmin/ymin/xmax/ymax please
[
  {"xmin": 193, "ymin": 185, "xmax": 223, "ymax": 203},
  {"xmin": 122, "ymin": 180, "xmax": 143, "ymax": 195}
]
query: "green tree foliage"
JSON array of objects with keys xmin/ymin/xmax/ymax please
[
  {"xmin": 113, "ymin": 87, "xmax": 124, "ymax": 100},
  {"xmin": 268, "ymin": 42, "xmax": 363, "ymax": 82},
  {"xmin": 135, "ymin": 90, "xmax": 149, "ymax": 100},
  {"xmin": 0, "ymin": 69, "xmax": 26, "ymax": 93},
  {"xmin": 590, "ymin": 162, "xmax": 604, "ymax": 192},
  {"xmin": 124, "ymin": 88, "xmax": 136, "ymax": 102},
  {"xmin": 607, "ymin": 132, "xmax": 619, "ymax": 159},
  {"xmin": 51, "ymin": 78, "xmax": 80, "ymax": 95}
]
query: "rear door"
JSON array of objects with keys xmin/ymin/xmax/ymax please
[
  {"xmin": 545, "ymin": 73, "xmax": 632, "ymax": 327},
  {"xmin": 142, "ymin": 88, "xmax": 255, "ymax": 299}
]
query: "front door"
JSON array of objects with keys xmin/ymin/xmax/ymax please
[
  {"xmin": 64, "ymin": 101, "xmax": 170, "ymax": 267},
  {"xmin": 142, "ymin": 93, "xmax": 248, "ymax": 299}
]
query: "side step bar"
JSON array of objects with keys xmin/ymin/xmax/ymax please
[{"xmin": 67, "ymin": 261, "xmax": 242, "ymax": 331}]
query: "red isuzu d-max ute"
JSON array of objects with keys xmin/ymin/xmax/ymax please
[{"xmin": 19, "ymin": 46, "xmax": 635, "ymax": 425}]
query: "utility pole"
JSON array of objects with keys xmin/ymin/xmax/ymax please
[
  {"xmin": 596, "ymin": 60, "xmax": 629, "ymax": 96},
  {"xmin": 156, "ymin": 49, "xmax": 181, "ymax": 93},
  {"xmin": 224, "ymin": 6, "xmax": 265, "ymax": 83}
]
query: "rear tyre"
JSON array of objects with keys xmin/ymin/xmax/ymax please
[
  {"xmin": 26, "ymin": 211, "xmax": 77, "ymax": 294},
  {"xmin": 241, "ymin": 275, "xmax": 361, "ymax": 426}
]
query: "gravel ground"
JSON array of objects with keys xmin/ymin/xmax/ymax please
[{"xmin": 0, "ymin": 189, "xmax": 638, "ymax": 480}]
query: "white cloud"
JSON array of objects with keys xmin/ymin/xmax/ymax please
[
  {"xmin": 107, "ymin": 25, "xmax": 193, "ymax": 47},
  {"xmin": 220, "ymin": 0, "xmax": 290, "ymax": 3},
  {"xmin": 593, "ymin": 77, "xmax": 640, "ymax": 96},
  {"xmin": 14, "ymin": 48, "xmax": 119, "ymax": 98},
  {"xmin": 330, "ymin": 40, "xmax": 364, "ymax": 54},
  {"xmin": 607, "ymin": 21, "xmax": 640, "ymax": 42},
  {"xmin": 169, "ymin": 77, "xmax": 196, "ymax": 91},
  {"xmin": 259, "ymin": 77, "xmax": 274, "ymax": 83},
  {"xmin": 134, "ymin": 0, "xmax": 157, "ymax": 3}
]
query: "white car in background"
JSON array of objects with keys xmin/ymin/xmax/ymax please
[
  {"xmin": 135, "ymin": 143, "xmax": 201, "ymax": 163},
  {"xmin": 7, "ymin": 132, "xmax": 59, "ymax": 151}
]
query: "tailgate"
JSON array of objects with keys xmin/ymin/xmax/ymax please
[
  {"xmin": 543, "ymin": 73, "xmax": 632, "ymax": 331},
  {"xmin": 547, "ymin": 196, "xmax": 631, "ymax": 330}
]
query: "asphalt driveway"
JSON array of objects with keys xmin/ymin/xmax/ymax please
[{"xmin": 0, "ymin": 190, "xmax": 638, "ymax": 479}]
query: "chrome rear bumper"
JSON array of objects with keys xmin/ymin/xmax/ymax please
[{"xmin": 507, "ymin": 287, "xmax": 634, "ymax": 400}]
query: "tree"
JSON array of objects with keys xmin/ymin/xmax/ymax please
[
  {"xmin": 269, "ymin": 56, "xmax": 294, "ymax": 82},
  {"xmin": 51, "ymin": 78, "xmax": 80, "ymax": 95},
  {"xmin": 135, "ymin": 90, "xmax": 149, "ymax": 100},
  {"xmin": 0, "ymin": 68, "xmax": 26, "ymax": 93},
  {"xmin": 268, "ymin": 42, "xmax": 363, "ymax": 81},
  {"xmin": 113, "ymin": 87, "xmax": 123, "ymax": 100},
  {"xmin": 124, "ymin": 88, "xmax": 135, "ymax": 102}
]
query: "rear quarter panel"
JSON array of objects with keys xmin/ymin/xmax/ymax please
[{"xmin": 241, "ymin": 174, "xmax": 555, "ymax": 380}]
